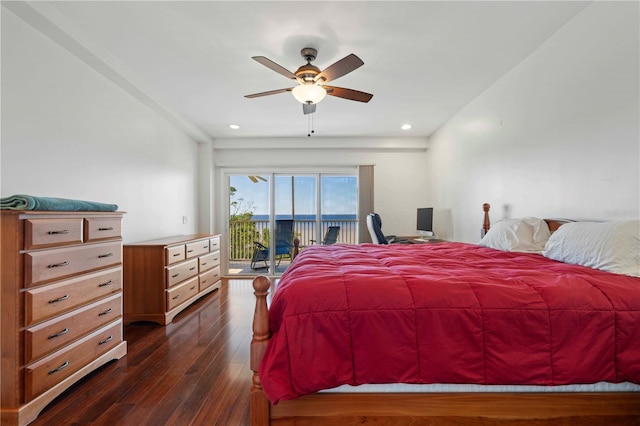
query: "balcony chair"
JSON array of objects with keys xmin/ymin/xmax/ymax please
[
  {"xmin": 310, "ymin": 226, "xmax": 340, "ymax": 245},
  {"xmin": 251, "ymin": 219, "xmax": 294, "ymax": 269}
]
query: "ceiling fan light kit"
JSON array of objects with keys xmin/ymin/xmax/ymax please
[{"xmin": 292, "ymin": 84, "xmax": 327, "ymax": 104}]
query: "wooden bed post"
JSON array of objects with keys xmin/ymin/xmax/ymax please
[
  {"xmin": 292, "ymin": 238, "xmax": 300, "ymax": 259},
  {"xmin": 251, "ymin": 276, "xmax": 271, "ymax": 426},
  {"xmin": 482, "ymin": 203, "xmax": 491, "ymax": 237}
]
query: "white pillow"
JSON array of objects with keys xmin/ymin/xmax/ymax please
[
  {"xmin": 479, "ymin": 218, "xmax": 548, "ymax": 253},
  {"xmin": 543, "ymin": 220, "xmax": 640, "ymax": 277},
  {"xmin": 521, "ymin": 217, "xmax": 552, "ymax": 246}
]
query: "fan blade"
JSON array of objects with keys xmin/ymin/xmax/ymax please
[
  {"xmin": 314, "ymin": 54, "xmax": 364, "ymax": 83},
  {"xmin": 324, "ymin": 86, "xmax": 373, "ymax": 103},
  {"xmin": 303, "ymin": 103, "xmax": 316, "ymax": 115},
  {"xmin": 245, "ymin": 88, "xmax": 293, "ymax": 99},
  {"xmin": 252, "ymin": 56, "xmax": 298, "ymax": 80}
]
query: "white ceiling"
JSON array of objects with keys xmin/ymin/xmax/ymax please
[{"xmin": 11, "ymin": 1, "xmax": 590, "ymax": 141}]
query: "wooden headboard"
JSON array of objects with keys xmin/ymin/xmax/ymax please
[
  {"xmin": 545, "ymin": 218, "xmax": 574, "ymax": 232},
  {"xmin": 482, "ymin": 203, "xmax": 574, "ymax": 235}
]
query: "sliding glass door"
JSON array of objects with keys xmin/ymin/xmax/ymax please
[
  {"xmin": 275, "ymin": 175, "xmax": 317, "ymax": 254},
  {"xmin": 227, "ymin": 172, "xmax": 357, "ymax": 276},
  {"xmin": 228, "ymin": 175, "xmax": 271, "ymax": 275},
  {"xmin": 320, "ymin": 175, "xmax": 358, "ymax": 246}
]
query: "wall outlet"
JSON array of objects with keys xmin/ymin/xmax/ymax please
[{"xmin": 182, "ymin": 216, "xmax": 187, "ymax": 224}]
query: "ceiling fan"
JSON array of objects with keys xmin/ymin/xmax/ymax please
[{"xmin": 245, "ymin": 47, "xmax": 373, "ymax": 115}]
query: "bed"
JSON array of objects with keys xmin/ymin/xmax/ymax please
[{"xmin": 250, "ymin": 204, "xmax": 640, "ymax": 425}]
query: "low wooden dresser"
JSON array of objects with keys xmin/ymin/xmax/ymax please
[
  {"xmin": 1, "ymin": 211, "xmax": 127, "ymax": 426},
  {"xmin": 123, "ymin": 234, "xmax": 222, "ymax": 325}
]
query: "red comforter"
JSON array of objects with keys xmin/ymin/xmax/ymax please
[{"xmin": 260, "ymin": 243, "xmax": 640, "ymax": 404}]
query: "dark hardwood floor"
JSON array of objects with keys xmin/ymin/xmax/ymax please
[{"xmin": 31, "ymin": 279, "xmax": 256, "ymax": 426}]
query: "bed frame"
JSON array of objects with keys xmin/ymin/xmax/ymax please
[{"xmin": 250, "ymin": 204, "xmax": 640, "ymax": 425}]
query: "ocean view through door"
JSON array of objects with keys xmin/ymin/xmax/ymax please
[{"xmin": 227, "ymin": 173, "xmax": 358, "ymax": 276}]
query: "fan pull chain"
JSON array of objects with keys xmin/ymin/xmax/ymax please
[{"xmin": 307, "ymin": 113, "xmax": 315, "ymax": 137}]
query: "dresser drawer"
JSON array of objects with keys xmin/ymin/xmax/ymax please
[
  {"xmin": 25, "ymin": 320, "xmax": 122, "ymax": 401},
  {"xmin": 185, "ymin": 239, "xmax": 210, "ymax": 258},
  {"xmin": 166, "ymin": 276, "xmax": 199, "ymax": 311},
  {"xmin": 24, "ymin": 218, "xmax": 83, "ymax": 250},
  {"xmin": 209, "ymin": 236, "xmax": 221, "ymax": 252},
  {"xmin": 25, "ymin": 242, "xmax": 122, "ymax": 287},
  {"xmin": 25, "ymin": 294, "xmax": 122, "ymax": 363},
  {"xmin": 198, "ymin": 251, "xmax": 220, "ymax": 272},
  {"xmin": 199, "ymin": 267, "xmax": 220, "ymax": 292},
  {"xmin": 166, "ymin": 245, "xmax": 186, "ymax": 265},
  {"xmin": 165, "ymin": 258, "xmax": 198, "ymax": 287},
  {"xmin": 25, "ymin": 267, "xmax": 122, "ymax": 325},
  {"xmin": 84, "ymin": 217, "xmax": 122, "ymax": 242}
]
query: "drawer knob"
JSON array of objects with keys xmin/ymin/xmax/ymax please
[
  {"xmin": 98, "ymin": 227, "xmax": 114, "ymax": 231},
  {"xmin": 48, "ymin": 261, "xmax": 69, "ymax": 269},
  {"xmin": 48, "ymin": 360, "xmax": 70, "ymax": 375},
  {"xmin": 48, "ymin": 294, "xmax": 69, "ymax": 304},
  {"xmin": 98, "ymin": 308, "xmax": 113, "ymax": 316},
  {"xmin": 190, "ymin": 286, "xmax": 196, "ymax": 290},
  {"xmin": 98, "ymin": 335, "xmax": 113, "ymax": 345},
  {"xmin": 98, "ymin": 253, "xmax": 113, "ymax": 258},
  {"xmin": 172, "ymin": 294, "xmax": 180, "ymax": 300},
  {"xmin": 173, "ymin": 253, "xmax": 181, "ymax": 257},
  {"xmin": 172, "ymin": 273, "xmax": 179, "ymax": 278},
  {"xmin": 202, "ymin": 262, "xmax": 207, "ymax": 266},
  {"xmin": 189, "ymin": 267, "xmax": 196, "ymax": 271},
  {"xmin": 187, "ymin": 250, "xmax": 194, "ymax": 253},
  {"xmin": 48, "ymin": 328, "xmax": 69, "ymax": 340},
  {"xmin": 98, "ymin": 280, "xmax": 114, "ymax": 288},
  {"xmin": 48, "ymin": 230, "xmax": 69, "ymax": 235}
]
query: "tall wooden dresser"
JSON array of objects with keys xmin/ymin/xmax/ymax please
[
  {"xmin": 1, "ymin": 211, "xmax": 127, "ymax": 426},
  {"xmin": 123, "ymin": 234, "xmax": 222, "ymax": 325}
]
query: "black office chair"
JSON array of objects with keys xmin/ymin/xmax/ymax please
[{"xmin": 366, "ymin": 213, "xmax": 396, "ymax": 244}]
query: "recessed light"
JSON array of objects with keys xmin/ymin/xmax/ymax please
[
  {"xmin": 401, "ymin": 124, "xmax": 412, "ymax": 130},
  {"xmin": 229, "ymin": 124, "xmax": 240, "ymax": 130}
]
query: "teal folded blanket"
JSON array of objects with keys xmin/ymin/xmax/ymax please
[{"xmin": 0, "ymin": 194, "xmax": 118, "ymax": 212}]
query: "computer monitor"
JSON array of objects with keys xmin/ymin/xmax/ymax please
[{"xmin": 416, "ymin": 207, "xmax": 434, "ymax": 240}]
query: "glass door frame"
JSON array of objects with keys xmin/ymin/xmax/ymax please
[
  {"xmin": 222, "ymin": 167, "xmax": 358, "ymax": 277},
  {"xmin": 226, "ymin": 172, "xmax": 276, "ymax": 276}
]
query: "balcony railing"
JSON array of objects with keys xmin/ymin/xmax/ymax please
[{"xmin": 229, "ymin": 219, "xmax": 358, "ymax": 260}]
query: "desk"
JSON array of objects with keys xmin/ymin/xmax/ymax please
[{"xmin": 397, "ymin": 236, "xmax": 447, "ymax": 244}]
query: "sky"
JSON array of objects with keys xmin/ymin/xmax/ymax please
[{"xmin": 229, "ymin": 175, "xmax": 357, "ymax": 217}]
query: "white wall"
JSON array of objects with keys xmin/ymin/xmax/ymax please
[
  {"xmin": 212, "ymin": 138, "xmax": 430, "ymax": 238},
  {"xmin": 426, "ymin": 1, "xmax": 639, "ymax": 243},
  {"xmin": 1, "ymin": 9, "xmax": 202, "ymax": 243}
]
